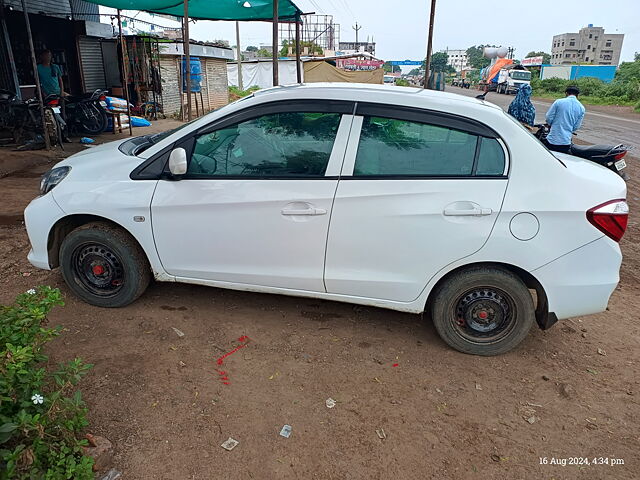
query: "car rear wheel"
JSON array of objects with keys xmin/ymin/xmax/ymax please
[
  {"xmin": 60, "ymin": 222, "xmax": 150, "ymax": 307},
  {"xmin": 429, "ymin": 266, "xmax": 534, "ymax": 355}
]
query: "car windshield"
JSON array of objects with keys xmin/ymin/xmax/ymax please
[
  {"xmin": 512, "ymin": 71, "xmax": 531, "ymax": 81},
  {"xmin": 121, "ymin": 94, "xmax": 257, "ymax": 156}
]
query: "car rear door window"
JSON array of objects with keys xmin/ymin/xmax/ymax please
[
  {"xmin": 188, "ymin": 112, "xmax": 342, "ymax": 178},
  {"xmin": 353, "ymin": 116, "xmax": 505, "ymax": 177},
  {"xmin": 354, "ymin": 116, "xmax": 478, "ymax": 177}
]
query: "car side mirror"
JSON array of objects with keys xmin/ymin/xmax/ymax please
[{"xmin": 168, "ymin": 147, "xmax": 187, "ymax": 176}]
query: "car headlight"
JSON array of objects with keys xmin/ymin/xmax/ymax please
[{"xmin": 40, "ymin": 166, "xmax": 71, "ymax": 195}]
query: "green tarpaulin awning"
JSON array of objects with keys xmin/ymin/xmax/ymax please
[{"xmin": 85, "ymin": 0, "xmax": 302, "ymax": 21}]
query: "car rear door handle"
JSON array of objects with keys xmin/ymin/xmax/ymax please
[
  {"xmin": 443, "ymin": 207, "xmax": 493, "ymax": 216},
  {"xmin": 281, "ymin": 206, "xmax": 327, "ymax": 216}
]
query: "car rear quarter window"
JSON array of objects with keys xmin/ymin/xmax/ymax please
[
  {"xmin": 354, "ymin": 116, "xmax": 478, "ymax": 177},
  {"xmin": 188, "ymin": 112, "xmax": 341, "ymax": 178},
  {"xmin": 475, "ymin": 137, "xmax": 506, "ymax": 175}
]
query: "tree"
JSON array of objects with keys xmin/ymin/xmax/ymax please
[
  {"xmin": 635, "ymin": 52, "xmax": 640, "ymax": 62},
  {"xmin": 279, "ymin": 39, "xmax": 322, "ymax": 57},
  {"xmin": 424, "ymin": 52, "xmax": 454, "ymax": 73},
  {"xmin": 525, "ymin": 50, "xmax": 551, "ymax": 64},
  {"xmin": 382, "ymin": 61, "xmax": 401, "ymax": 73},
  {"xmin": 615, "ymin": 60, "xmax": 640, "ymax": 83},
  {"xmin": 466, "ymin": 45, "xmax": 493, "ymax": 69},
  {"xmin": 407, "ymin": 68, "xmax": 422, "ymax": 76},
  {"xmin": 257, "ymin": 48, "xmax": 271, "ymax": 58},
  {"xmin": 246, "ymin": 45, "xmax": 258, "ymax": 52}
]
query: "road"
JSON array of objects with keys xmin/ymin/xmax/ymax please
[{"xmin": 452, "ymin": 86, "xmax": 640, "ymax": 152}]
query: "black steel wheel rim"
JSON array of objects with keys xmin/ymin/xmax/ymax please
[
  {"xmin": 452, "ymin": 286, "xmax": 516, "ymax": 343},
  {"xmin": 71, "ymin": 242, "xmax": 125, "ymax": 297}
]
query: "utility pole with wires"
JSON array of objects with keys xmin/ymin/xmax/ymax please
[
  {"xmin": 352, "ymin": 22, "xmax": 362, "ymax": 49},
  {"xmin": 423, "ymin": 0, "xmax": 437, "ymax": 89}
]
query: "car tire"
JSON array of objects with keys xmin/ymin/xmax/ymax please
[
  {"xmin": 59, "ymin": 222, "xmax": 150, "ymax": 308},
  {"xmin": 429, "ymin": 266, "xmax": 534, "ymax": 356}
]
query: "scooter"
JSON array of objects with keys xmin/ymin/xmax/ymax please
[{"xmin": 534, "ymin": 124, "xmax": 629, "ymax": 180}]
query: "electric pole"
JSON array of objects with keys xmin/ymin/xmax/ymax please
[
  {"xmin": 235, "ymin": 21, "xmax": 243, "ymax": 90},
  {"xmin": 352, "ymin": 22, "xmax": 362, "ymax": 50},
  {"xmin": 423, "ymin": 0, "xmax": 437, "ymax": 89}
]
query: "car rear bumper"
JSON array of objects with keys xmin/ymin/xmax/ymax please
[
  {"xmin": 532, "ymin": 236, "xmax": 621, "ymax": 320},
  {"xmin": 24, "ymin": 193, "xmax": 66, "ymax": 270}
]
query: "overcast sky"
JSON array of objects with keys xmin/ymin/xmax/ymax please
[{"xmin": 182, "ymin": 0, "xmax": 638, "ymax": 63}]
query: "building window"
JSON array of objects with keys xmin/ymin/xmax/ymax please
[
  {"xmin": 562, "ymin": 41, "xmax": 565, "ymax": 46},
  {"xmin": 565, "ymin": 53, "xmax": 571, "ymax": 58},
  {"xmin": 587, "ymin": 44, "xmax": 591, "ymax": 50},
  {"xmin": 589, "ymin": 33, "xmax": 592, "ymax": 39},
  {"xmin": 594, "ymin": 36, "xmax": 598, "ymax": 40},
  {"xmin": 606, "ymin": 41, "xmax": 611, "ymax": 47},
  {"xmin": 569, "ymin": 41, "xmax": 575, "ymax": 46},
  {"xmin": 585, "ymin": 57, "xmax": 589, "ymax": 61}
]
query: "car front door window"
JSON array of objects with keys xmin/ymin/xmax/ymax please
[{"xmin": 188, "ymin": 112, "xmax": 342, "ymax": 178}]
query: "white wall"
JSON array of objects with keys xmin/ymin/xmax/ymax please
[{"xmin": 227, "ymin": 61, "xmax": 302, "ymax": 89}]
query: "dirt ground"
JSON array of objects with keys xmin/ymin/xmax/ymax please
[{"xmin": 1, "ymin": 119, "xmax": 639, "ymax": 479}]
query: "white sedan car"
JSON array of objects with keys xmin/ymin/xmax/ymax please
[{"xmin": 24, "ymin": 84, "xmax": 628, "ymax": 355}]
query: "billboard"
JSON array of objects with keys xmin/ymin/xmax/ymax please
[
  {"xmin": 336, "ymin": 58, "xmax": 384, "ymax": 71},
  {"xmin": 521, "ymin": 56, "xmax": 543, "ymax": 66},
  {"xmin": 390, "ymin": 60, "xmax": 423, "ymax": 66}
]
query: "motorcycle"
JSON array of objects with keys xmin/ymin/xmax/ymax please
[
  {"xmin": 534, "ymin": 124, "xmax": 629, "ymax": 180},
  {"xmin": 65, "ymin": 89, "xmax": 109, "ymax": 135},
  {"xmin": 0, "ymin": 89, "xmax": 62, "ymax": 148}
]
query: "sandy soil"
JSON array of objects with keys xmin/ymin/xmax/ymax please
[{"xmin": 0, "ymin": 120, "xmax": 638, "ymax": 479}]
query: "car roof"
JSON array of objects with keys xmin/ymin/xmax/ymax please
[{"xmin": 249, "ymin": 82, "xmax": 505, "ymax": 119}]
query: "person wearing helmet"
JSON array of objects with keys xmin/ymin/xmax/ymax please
[{"xmin": 543, "ymin": 85, "xmax": 585, "ymax": 153}]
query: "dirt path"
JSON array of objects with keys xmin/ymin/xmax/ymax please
[{"xmin": 0, "ymin": 125, "xmax": 639, "ymax": 479}]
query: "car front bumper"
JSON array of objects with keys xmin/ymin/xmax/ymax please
[
  {"xmin": 532, "ymin": 236, "xmax": 622, "ymax": 320},
  {"xmin": 24, "ymin": 193, "xmax": 66, "ymax": 270}
]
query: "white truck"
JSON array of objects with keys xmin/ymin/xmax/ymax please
[{"xmin": 496, "ymin": 65, "xmax": 532, "ymax": 94}]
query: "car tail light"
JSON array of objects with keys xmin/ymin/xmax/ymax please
[
  {"xmin": 614, "ymin": 151, "xmax": 627, "ymax": 160},
  {"xmin": 47, "ymin": 99, "xmax": 59, "ymax": 106},
  {"xmin": 586, "ymin": 199, "xmax": 629, "ymax": 242},
  {"xmin": 99, "ymin": 95, "xmax": 106, "ymax": 101}
]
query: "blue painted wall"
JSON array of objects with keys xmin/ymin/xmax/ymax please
[{"xmin": 570, "ymin": 65, "xmax": 617, "ymax": 83}]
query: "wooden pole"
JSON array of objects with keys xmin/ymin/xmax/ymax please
[
  {"xmin": 235, "ymin": 21, "xmax": 243, "ymax": 91},
  {"xmin": 295, "ymin": 17, "xmax": 301, "ymax": 83},
  {"xmin": 272, "ymin": 0, "xmax": 278, "ymax": 86},
  {"xmin": 0, "ymin": 3, "xmax": 20, "ymax": 98},
  {"xmin": 183, "ymin": 0, "xmax": 192, "ymax": 121},
  {"xmin": 423, "ymin": 0, "xmax": 437, "ymax": 89},
  {"xmin": 117, "ymin": 10, "xmax": 133, "ymax": 135},
  {"xmin": 20, "ymin": 0, "xmax": 50, "ymax": 149}
]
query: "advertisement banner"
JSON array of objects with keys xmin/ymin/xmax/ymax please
[
  {"xmin": 336, "ymin": 58, "xmax": 384, "ymax": 71},
  {"xmin": 522, "ymin": 56, "xmax": 543, "ymax": 66}
]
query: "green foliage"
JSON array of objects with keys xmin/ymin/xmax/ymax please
[
  {"xmin": 634, "ymin": 52, "xmax": 640, "ymax": 62},
  {"xmin": 466, "ymin": 45, "xmax": 493, "ymax": 69},
  {"xmin": 228, "ymin": 85, "xmax": 260, "ymax": 101},
  {"xmin": 395, "ymin": 78, "xmax": 410, "ymax": 87},
  {"xmin": 531, "ymin": 69, "xmax": 640, "ymax": 104},
  {"xmin": 246, "ymin": 45, "xmax": 258, "ymax": 52},
  {"xmin": 426, "ymin": 52, "xmax": 452, "ymax": 73},
  {"xmin": 382, "ymin": 62, "xmax": 401, "ymax": 73},
  {"xmin": 525, "ymin": 51, "xmax": 551, "ymax": 64},
  {"xmin": 0, "ymin": 287, "xmax": 93, "ymax": 479},
  {"xmin": 279, "ymin": 40, "xmax": 322, "ymax": 57},
  {"xmin": 256, "ymin": 48, "xmax": 271, "ymax": 58}
]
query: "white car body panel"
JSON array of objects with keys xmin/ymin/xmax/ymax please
[{"xmin": 23, "ymin": 84, "xmax": 626, "ymax": 320}]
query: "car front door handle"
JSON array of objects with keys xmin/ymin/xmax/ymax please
[
  {"xmin": 281, "ymin": 206, "xmax": 327, "ymax": 216},
  {"xmin": 443, "ymin": 207, "xmax": 493, "ymax": 216}
]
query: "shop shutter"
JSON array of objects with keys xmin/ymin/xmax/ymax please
[{"xmin": 78, "ymin": 36, "xmax": 106, "ymax": 92}]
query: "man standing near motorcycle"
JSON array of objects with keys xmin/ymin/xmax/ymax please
[
  {"xmin": 36, "ymin": 50, "xmax": 66, "ymax": 97},
  {"xmin": 544, "ymin": 85, "xmax": 585, "ymax": 153},
  {"xmin": 37, "ymin": 50, "xmax": 70, "ymax": 142}
]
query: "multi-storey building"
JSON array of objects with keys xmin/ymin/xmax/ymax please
[
  {"xmin": 442, "ymin": 49, "xmax": 469, "ymax": 71},
  {"xmin": 551, "ymin": 25, "xmax": 624, "ymax": 65}
]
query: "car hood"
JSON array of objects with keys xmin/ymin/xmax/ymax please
[{"xmin": 52, "ymin": 138, "xmax": 147, "ymax": 184}]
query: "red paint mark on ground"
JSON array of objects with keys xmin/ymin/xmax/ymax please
[
  {"xmin": 392, "ymin": 363, "xmax": 399, "ymax": 367},
  {"xmin": 214, "ymin": 336, "xmax": 250, "ymax": 385}
]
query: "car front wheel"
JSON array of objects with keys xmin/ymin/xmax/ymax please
[
  {"xmin": 429, "ymin": 266, "xmax": 535, "ymax": 355},
  {"xmin": 59, "ymin": 222, "xmax": 150, "ymax": 307}
]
